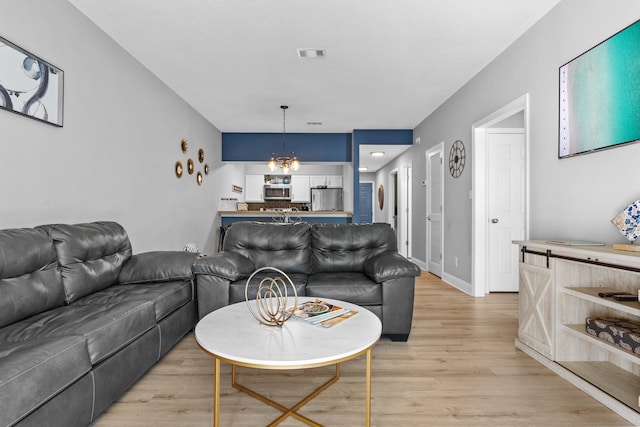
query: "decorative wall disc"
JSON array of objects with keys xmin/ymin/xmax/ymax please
[
  {"xmin": 449, "ymin": 140, "xmax": 465, "ymax": 178},
  {"xmin": 197, "ymin": 171, "xmax": 203, "ymax": 186},
  {"xmin": 198, "ymin": 148, "xmax": 205, "ymax": 163},
  {"xmin": 204, "ymin": 163, "xmax": 210, "ymax": 175},
  {"xmin": 175, "ymin": 161, "xmax": 183, "ymax": 178},
  {"xmin": 181, "ymin": 138, "xmax": 188, "ymax": 154},
  {"xmin": 187, "ymin": 158, "xmax": 194, "ymax": 174}
]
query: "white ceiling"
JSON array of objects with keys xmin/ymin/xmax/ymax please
[
  {"xmin": 67, "ymin": 0, "xmax": 560, "ymax": 137},
  {"xmin": 359, "ymin": 144, "xmax": 412, "ymax": 172}
]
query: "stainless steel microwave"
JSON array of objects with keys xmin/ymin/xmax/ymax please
[{"xmin": 264, "ymin": 185, "xmax": 291, "ymax": 200}]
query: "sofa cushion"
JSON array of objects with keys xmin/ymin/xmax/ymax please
[
  {"xmin": 0, "ymin": 335, "xmax": 91, "ymax": 427},
  {"xmin": 306, "ymin": 272, "xmax": 382, "ymax": 305},
  {"xmin": 363, "ymin": 252, "xmax": 421, "ymax": 282},
  {"xmin": 223, "ymin": 222, "xmax": 312, "ymax": 274},
  {"xmin": 311, "ymin": 223, "xmax": 398, "ymax": 273},
  {"xmin": 50, "ymin": 222, "xmax": 133, "ymax": 304},
  {"xmin": 0, "ymin": 300, "xmax": 155, "ymax": 364},
  {"xmin": 118, "ymin": 251, "xmax": 198, "ymax": 285},
  {"xmin": 0, "ymin": 227, "xmax": 65, "ymax": 329},
  {"xmin": 193, "ymin": 252, "xmax": 256, "ymax": 281},
  {"xmin": 230, "ymin": 272, "xmax": 308, "ymax": 304},
  {"xmin": 73, "ymin": 280, "xmax": 193, "ymax": 322}
]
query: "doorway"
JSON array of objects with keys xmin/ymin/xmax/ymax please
[
  {"xmin": 406, "ymin": 164, "xmax": 412, "ymax": 259},
  {"xmin": 472, "ymin": 94, "xmax": 530, "ymax": 296},
  {"xmin": 358, "ymin": 182, "xmax": 374, "ymax": 224},
  {"xmin": 389, "ymin": 169, "xmax": 398, "ymax": 230},
  {"xmin": 425, "ymin": 143, "xmax": 443, "ymax": 277},
  {"xmin": 487, "ymin": 128, "xmax": 525, "ymax": 292},
  {"xmin": 397, "ymin": 164, "xmax": 412, "ymax": 258}
]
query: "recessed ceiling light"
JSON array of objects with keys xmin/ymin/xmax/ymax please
[
  {"xmin": 358, "ymin": 167, "xmax": 368, "ymax": 172},
  {"xmin": 370, "ymin": 151, "xmax": 385, "ymax": 157},
  {"xmin": 297, "ymin": 48, "xmax": 326, "ymax": 59}
]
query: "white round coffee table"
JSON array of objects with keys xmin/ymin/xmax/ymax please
[{"xmin": 195, "ymin": 297, "xmax": 382, "ymax": 427}]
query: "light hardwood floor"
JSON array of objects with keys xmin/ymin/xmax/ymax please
[{"xmin": 92, "ymin": 272, "xmax": 631, "ymax": 426}]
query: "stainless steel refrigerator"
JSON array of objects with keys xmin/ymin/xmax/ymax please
[{"xmin": 311, "ymin": 188, "xmax": 343, "ymax": 211}]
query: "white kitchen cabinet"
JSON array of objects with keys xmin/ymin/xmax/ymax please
[
  {"xmin": 310, "ymin": 175, "xmax": 343, "ymax": 188},
  {"xmin": 310, "ymin": 176, "xmax": 326, "ymax": 188},
  {"xmin": 326, "ymin": 175, "xmax": 343, "ymax": 188},
  {"xmin": 244, "ymin": 175, "xmax": 264, "ymax": 202},
  {"xmin": 291, "ymin": 175, "xmax": 310, "ymax": 202}
]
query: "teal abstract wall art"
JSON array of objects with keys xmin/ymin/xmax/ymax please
[{"xmin": 559, "ymin": 19, "xmax": 640, "ymax": 158}]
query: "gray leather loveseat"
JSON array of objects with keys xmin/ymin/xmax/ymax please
[
  {"xmin": 193, "ymin": 222, "xmax": 420, "ymax": 341},
  {"xmin": 0, "ymin": 221, "xmax": 198, "ymax": 427}
]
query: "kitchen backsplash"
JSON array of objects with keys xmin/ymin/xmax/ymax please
[{"xmin": 247, "ymin": 201, "xmax": 310, "ymax": 211}]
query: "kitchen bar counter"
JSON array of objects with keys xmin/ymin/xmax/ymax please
[{"xmin": 218, "ymin": 210, "xmax": 352, "ymax": 226}]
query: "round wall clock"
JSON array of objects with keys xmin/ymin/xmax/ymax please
[{"xmin": 449, "ymin": 140, "xmax": 465, "ymax": 178}]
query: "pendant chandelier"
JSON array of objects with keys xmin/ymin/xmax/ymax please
[{"xmin": 268, "ymin": 105, "xmax": 300, "ymax": 174}]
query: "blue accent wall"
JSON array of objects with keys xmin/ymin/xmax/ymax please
[
  {"xmin": 353, "ymin": 129, "xmax": 413, "ymax": 146},
  {"xmin": 223, "ymin": 133, "xmax": 352, "ymax": 162},
  {"xmin": 352, "ymin": 129, "xmax": 413, "ymax": 222}
]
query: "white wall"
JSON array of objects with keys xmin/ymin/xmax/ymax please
[
  {"xmin": 410, "ymin": 0, "xmax": 640, "ymax": 284},
  {"xmin": 0, "ymin": 0, "xmax": 236, "ymax": 255}
]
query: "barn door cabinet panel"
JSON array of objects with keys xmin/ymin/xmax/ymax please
[{"xmin": 518, "ymin": 252, "xmax": 555, "ymax": 360}]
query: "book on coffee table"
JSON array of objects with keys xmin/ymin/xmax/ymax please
[{"xmin": 288, "ymin": 299, "xmax": 359, "ymax": 329}]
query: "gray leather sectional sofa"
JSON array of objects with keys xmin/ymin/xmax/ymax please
[
  {"xmin": 193, "ymin": 222, "xmax": 421, "ymax": 341},
  {"xmin": 0, "ymin": 220, "xmax": 420, "ymax": 427},
  {"xmin": 0, "ymin": 221, "xmax": 198, "ymax": 427}
]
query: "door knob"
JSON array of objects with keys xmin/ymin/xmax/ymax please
[{"xmin": 491, "ymin": 218, "xmax": 499, "ymax": 224}]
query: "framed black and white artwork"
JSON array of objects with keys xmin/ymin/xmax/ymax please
[{"xmin": 0, "ymin": 35, "xmax": 64, "ymax": 126}]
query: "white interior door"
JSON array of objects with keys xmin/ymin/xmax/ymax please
[
  {"xmin": 407, "ymin": 165, "xmax": 412, "ymax": 259},
  {"xmin": 426, "ymin": 145, "xmax": 443, "ymax": 277},
  {"xmin": 398, "ymin": 164, "xmax": 411, "ymax": 258},
  {"xmin": 488, "ymin": 129, "xmax": 525, "ymax": 292},
  {"xmin": 389, "ymin": 170, "xmax": 399, "ymax": 249}
]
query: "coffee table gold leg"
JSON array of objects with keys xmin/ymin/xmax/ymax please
[
  {"xmin": 214, "ymin": 357, "xmax": 221, "ymax": 427},
  {"xmin": 366, "ymin": 348, "xmax": 372, "ymax": 427},
  {"xmin": 231, "ymin": 364, "xmax": 340, "ymax": 427}
]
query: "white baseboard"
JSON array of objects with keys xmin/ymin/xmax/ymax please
[
  {"xmin": 442, "ymin": 272, "xmax": 474, "ymax": 296},
  {"xmin": 411, "ymin": 259, "xmax": 477, "ymax": 297},
  {"xmin": 410, "ymin": 258, "xmax": 427, "ymax": 271}
]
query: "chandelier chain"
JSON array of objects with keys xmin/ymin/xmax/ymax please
[{"xmin": 268, "ymin": 105, "xmax": 299, "ymax": 173}]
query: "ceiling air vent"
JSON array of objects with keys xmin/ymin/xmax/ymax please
[{"xmin": 297, "ymin": 48, "xmax": 326, "ymax": 59}]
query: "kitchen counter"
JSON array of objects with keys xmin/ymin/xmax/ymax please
[
  {"xmin": 218, "ymin": 210, "xmax": 351, "ymax": 216},
  {"xmin": 218, "ymin": 210, "xmax": 352, "ymax": 225}
]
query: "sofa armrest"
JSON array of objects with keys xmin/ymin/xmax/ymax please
[
  {"xmin": 363, "ymin": 252, "xmax": 421, "ymax": 283},
  {"xmin": 118, "ymin": 251, "xmax": 199, "ymax": 284},
  {"xmin": 192, "ymin": 252, "xmax": 255, "ymax": 281}
]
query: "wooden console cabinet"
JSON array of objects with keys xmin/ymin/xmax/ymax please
[{"xmin": 515, "ymin": 240, "xmax": 640, "ymax": 425}]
